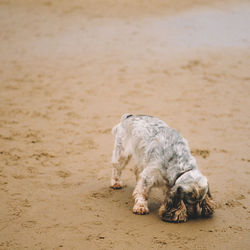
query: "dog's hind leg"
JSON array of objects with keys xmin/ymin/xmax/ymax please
[
  {"xmin": 111, "ymin": 155, "xmax": 131, "ymax": 189},
  {"xmin": 111, "ymin": 132, "xmax": 131, "ymax": 189}
]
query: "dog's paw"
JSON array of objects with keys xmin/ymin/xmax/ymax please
[
  {"xmin": 133, "ymin": 203, "xmax": 149, "ymax": 215},
  {"xmin": 110, "ymin": 183, "xmax": 122, "ymax": 189},
  {"xmin": 110, "ymin": 179, "xmax": 123, "ymax": 189}
]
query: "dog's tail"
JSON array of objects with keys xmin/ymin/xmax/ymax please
[
  {"xmin": 112, "ymin": 114, "xmax": 133, "ymax": 136},
  {"xmin": 120, "ymin": 113, "xmax": 133, "ymax": 122}
]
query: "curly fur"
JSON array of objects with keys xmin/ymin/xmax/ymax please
[{"xmin": 111, "ymin": 114, "xmax": 216, "ymax": 222}]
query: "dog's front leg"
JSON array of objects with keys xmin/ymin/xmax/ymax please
[{"xmin": 132, "ymin": 178, "xmax": 150, "ymax": 215}]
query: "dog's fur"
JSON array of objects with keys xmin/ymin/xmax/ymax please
[{"xmin": 111, "ymin": 114, "xmax": 216, "ymax": 222}]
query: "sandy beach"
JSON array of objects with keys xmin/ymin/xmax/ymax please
[{"xmin": 0, "ymin": 0, "xmax": 250, "ymax": 249}]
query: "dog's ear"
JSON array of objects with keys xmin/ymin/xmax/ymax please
[
  {"xmin": 201, "ymin": 186, "xmax": 216, "ymax": 217},
  {"xmin": 160, "ymin": 187, "xmax": 188, "ymax": 223}
]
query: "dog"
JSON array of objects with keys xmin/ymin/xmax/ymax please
[{"xmin": 110, "ymin": 114, "xmax": 216, "ymax": 222}]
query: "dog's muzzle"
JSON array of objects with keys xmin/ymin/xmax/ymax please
[{"xmin": 186, "ymin": 201, "xmax": 202, "ymax": 218}]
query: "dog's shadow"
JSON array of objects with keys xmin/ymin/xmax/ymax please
[
  {"xmin": 148, "ymin": 188, "xmax": 164, "ymax": 213},
  {"xmin": 88, "ymin": 185, "xmax": 216, "ymax": 223}
]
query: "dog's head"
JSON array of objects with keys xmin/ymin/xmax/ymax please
[
  {"xmin": 174, "ymin": 170, "xmax": 216, "ymax": 218},
  {"xmin": 160, "ymin": 170, "xmax": 216, "ymax": 222}
]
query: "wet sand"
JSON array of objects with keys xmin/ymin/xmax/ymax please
[{"xmin": 0, "ymin": 0, "xmax": 250, "ymax": 249}]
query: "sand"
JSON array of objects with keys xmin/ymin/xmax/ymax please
[{"xmin": 0, "ymin": 0, "xmax": 250, "ymax": 249}]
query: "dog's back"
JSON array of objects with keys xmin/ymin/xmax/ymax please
[
  {"xmin": 111, "ymin": 114, "xmax": 215, "ymax": 220},
  {"xmin": 113, "ymin": 114, "xmax": 197, "ymax": 186}
]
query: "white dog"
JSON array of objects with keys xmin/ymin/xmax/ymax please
[{"xmin": 111, "ymin": 114, "xmax": 216, "ymax": 222}]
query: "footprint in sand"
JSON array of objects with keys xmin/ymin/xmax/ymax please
[
  {"xmin": 56, "ymin": 170, "xmax": 72, "ymax": 178},
  {"xmin": 191, "ymin": 149, "xmax": 210, "ymax": 159}
]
